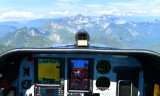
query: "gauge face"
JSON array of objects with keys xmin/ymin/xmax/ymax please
[
  {"xmin": 21, "ymin": 80, "xmax": 31, "ymax": 89},
  {"xmin": 96, "ymin": 76, "xmax": 110, "ymax": 91},
  {"xmin": 96, "ymin": 60, "xmax": 111, "ymax": 74}
]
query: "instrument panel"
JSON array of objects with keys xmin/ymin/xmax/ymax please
[{"xmin": 8, "ymin": 53, "xmax": 142, "ymax": 96}]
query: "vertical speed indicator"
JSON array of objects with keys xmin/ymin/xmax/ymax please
[{"xmin": 96, "ymin": 60, "xmax": 111, "ymax": 74}]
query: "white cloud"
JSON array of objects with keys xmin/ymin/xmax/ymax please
[
  {"xmin": 57, "ymin": 0, "xmax": 82, "ymax": 3},
  {"xmin": 97, "ymin": 9, "xmax": 120, "ymax": 15},
  {"xmin": 108, "ymin": 1, "xmax": 160, "ymax": 16},
  {"xmin": 131, "ymin": 10, "xmax": 147, "ymax": 14},
  {"xmin": 85, "ymin": 4, "xmax": 103, "ymax": 8},
  {"xmin": 128, "ymin": 9, "xmax": 160, "ymax": 16},
  {"xmin": 55, "ymin": 2, "xmax": 71, "ymax": 7},
  {"xmin": 49, "ymin": 10, "xmax": 70, "ymax": 15},
  {"xmin": 96, "ymin": 8, "xmax": 160, "ymax": 16},
  {"xmin": 0, "ymin": 11, "xmax": 43, "ymax": 21},
  {"xmin": 110, "ymin": 2, "xmax": 141, "ymax": 8},
  {"xmin": 151, "ymin": 9, "xmax": 160, "ymax": 14}
]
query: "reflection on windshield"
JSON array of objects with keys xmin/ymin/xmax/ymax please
[{"xmin": 0, "ymin": 0, "xmax": 160, "ymax": 54}]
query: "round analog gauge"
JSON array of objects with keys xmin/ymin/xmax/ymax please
[
  {"xmin": 96, "ymin": 60, "xmax": 111, "ymax": 74},
  {"xmin": 96, "ymin": 76, "xmax": 110, "ymax": 91},
  {"xmin": 21, "ymin": 80, "xmax": 31, "ymax": 89}
]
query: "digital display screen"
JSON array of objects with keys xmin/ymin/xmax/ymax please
[
  {"xmin": 34, "ymin": 86, "xmax": 63, "ymax": 96},
  {"xmin": 69, "ymin": 59, "xmax": 90, "ymax": 90},
  {"xmin": 40, "ymin": 88, "xmax": 58, "ymax": 96},
  {"xmin": 35, "ymin": 58, "xmax": 63, "ymax": 84}
]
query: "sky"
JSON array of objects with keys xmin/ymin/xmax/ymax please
[{"xmin": 0, "ymin": 0, "xmax": 160, "ymax": 21}]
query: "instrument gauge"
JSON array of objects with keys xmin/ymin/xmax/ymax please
[
  {"xmin": 96, "ymin": 76, "xmax": 110, "ymax": 91},
  {"xmin": 96, "ymin": 60, "xmax": 111, "ymax": 74}
]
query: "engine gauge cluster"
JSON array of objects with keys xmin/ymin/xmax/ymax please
[
  {"xmin": 96, "ymin": 60, "xmax": 111, "ymax": 74},
  {"xmin": 94, "ymin": 60, "xmax": 111, "ymax": 92}
]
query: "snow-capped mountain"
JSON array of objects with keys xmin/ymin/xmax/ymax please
[{"xmin": 0, "ymin": 15, "xmax": 160, "ymax": 53}]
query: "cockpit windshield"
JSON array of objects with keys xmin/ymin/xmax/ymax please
[{"xmin": 0, "ymin": 0, "xmax": 160, "ymax": 53}]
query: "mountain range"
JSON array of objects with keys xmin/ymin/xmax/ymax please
[{"xmin": 0, "ymin": 14, "xmax": 160, "ymax": 54}]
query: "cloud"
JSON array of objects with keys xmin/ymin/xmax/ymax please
[
  {"xmin": 49, "ymin": 10, "xmax": 70, "ymax": 15},
  {"xmin": 110, "ymin": 2, "xmax": 141, "ymax": 7},
  {"xmin": 55, "ymin": 2, "xmax": 71, "ymax": 7},
  {"xmin": 0, "ymin": 11, "xmax": 34, "ymax": 18},
  {"xmin": 97, "ymin": 9, "xmax": 120, "ymax": 15},
  {"xmin": 0, "ymin": 11, "xmax": 43, "ymax": 21},
  {"xmin": 85, "ymin": 4, "xmax": 103, "ymax": 8},
  {"xmin": 150, "ymin": 9, "xmax": 160, "ymax": 14},
  {"xmin": 56, "ymin": 0, "xmax": 82, "ymax": 3},
  {"xmin": 121, "ymin": 1, "xmax": 160, "ymax": 16},
  {"xmin": 96, "ymin": 7, "xmax": 160, "ymax": 16},
  {"xmin": 128, "ymin": 9, "xmax": 160, "ymax": 16}
]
